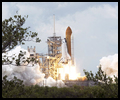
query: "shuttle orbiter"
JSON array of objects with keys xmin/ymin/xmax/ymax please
[{"xmin": 59, "ymin": 38, "xmax": 71, "ymax": 64}]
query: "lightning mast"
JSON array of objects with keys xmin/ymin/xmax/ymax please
[{"xmin": 53, "ymin": 14, "xmax": 55, "ymax": 37}]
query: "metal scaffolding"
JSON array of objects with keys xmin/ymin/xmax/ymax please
[
  {"xmin": 28, "ymin": 36, "xmax": 63, "ymax": 80},
  {"xmin": 46, "ymin": 36, "xmax": 63, "ymax": 79}
]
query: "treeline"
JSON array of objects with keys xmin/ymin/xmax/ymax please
[{"xmin": 2, "ymin": 75, "xmax": 118, "ymax": 98}]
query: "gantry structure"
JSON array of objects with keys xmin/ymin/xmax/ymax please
[
  {"xmin": 28, "ymin": 35, "xmax": 63, "ymax": 80},
  {"xmin": 45, "ymin": 36, "xmax": 63, "ymax": 79}
]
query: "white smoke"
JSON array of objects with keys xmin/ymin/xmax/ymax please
[
  {"xmin": 2, "ymin": 46, "xmax": 66, "ymax": 88},
  {"xmin": 98, "ymin": 54, "xmax": 118, "ymax": 78}
]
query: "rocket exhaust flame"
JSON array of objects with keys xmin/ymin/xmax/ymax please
[{"xmin": 58, "ymin": 60, "xmax": 87, "ymax": 81}]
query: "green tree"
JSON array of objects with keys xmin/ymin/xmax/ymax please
[
  {"xmin": 2, "ymin": 14, "xmax": 41, "ymax": 53},
  {"xmin": 2, "ymin": 15, "xmax": 40, "ymax": 66},
  {"xmin": 83, "ymin": 65, "xmax": 118, "ymax": 98}
]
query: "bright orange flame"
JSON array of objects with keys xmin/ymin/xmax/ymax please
[
  {"xmin": 58, "ymin": 61, "xmax": 87, "ymax": 81},
  {"xmin": 58, "ymin": 62, "xmax": 87, "ymax": 81},
  {"xmin": 69, "ymin": 66, "xmax": 77, "ymax": 80},
  {"xmin": 77, "ymin": 76, "xmax": 87, "ymax": 81},
  {"xmin": 82, "ymin": 76, "xmax": 87, "ymax": 81}
]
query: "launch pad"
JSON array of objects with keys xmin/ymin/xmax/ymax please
[{"xmin": 27, "ymin": 26, "xmax": 75, "ymax": 80}]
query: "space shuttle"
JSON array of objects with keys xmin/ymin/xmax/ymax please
[
  {"xmin": 59, "ymin": 26, "xmax": 73, "ymax": 64},
  {"xmin": 58, "ymin": 38, "xmax": 71, "ymax": 64}
]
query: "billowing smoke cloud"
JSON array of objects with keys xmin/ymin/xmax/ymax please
[
  {"xmin": 98, "ymin": 54, "xmax": 118, "ymax": 78},
  {"xmin": 2, "ymin": 46, "xmax": 66, "ymax": 88}
]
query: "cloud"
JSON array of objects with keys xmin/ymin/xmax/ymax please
[
  {"xmin": 57, "ymin": 2, "xmax": 69, "ymax": 8},
  {"xmin": 99, "ymin": 54, "xmax": 118, "ymax": 77},
  {"xmin": 107, "ymin": 30, "xmax": 118, "ymax": 44},
  {"xmin": 88, "ymin": 4, "xmax": 118, "ymax": 19}
]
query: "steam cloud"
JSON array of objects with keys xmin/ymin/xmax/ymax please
[
  {"xmin": 99, "ymin": 54, "xmax": 118, "ymax": 78},
  {"xmin": 2, "ymin": 46, "xmax": 66, "ymax": 88}
]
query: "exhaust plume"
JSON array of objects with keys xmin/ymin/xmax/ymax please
[{"xmin": 99, "ymin": 54, "xmax": 118, "ymax": 78}]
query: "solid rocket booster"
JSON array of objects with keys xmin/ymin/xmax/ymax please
[{"xmin": 65, "ymin": 26, "xmax": 72, "ymax": 57}]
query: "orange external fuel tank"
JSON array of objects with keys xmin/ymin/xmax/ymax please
[{"xmin": 65, "ymin": 26, "xmax": 72, "ymax": 57}]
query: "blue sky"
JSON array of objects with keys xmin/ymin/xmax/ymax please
[{"xmin": 2, "ymin": 2, "xmax": 118, "ymax": 75}]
